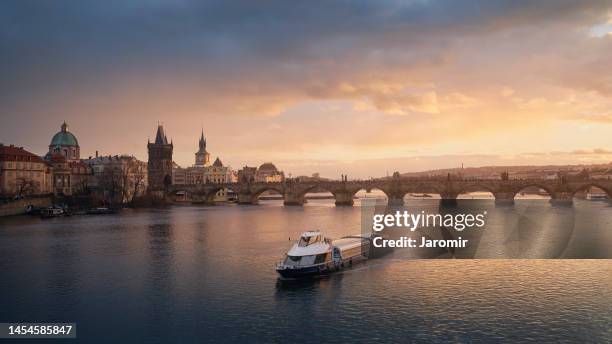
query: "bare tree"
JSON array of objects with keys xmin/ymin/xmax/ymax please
[
  {"xmin": 97, "ymin": 157, "xmax": 146, "ymax": 205},
  {"xmin": 98, "ymin": 166, "xmax": 123, "ymax": 205},
  {"xmin": 129, "ymin": 161, "xmax": 146, "ymax": 203},
  {"xmin": 14, "ymin": 177, "xmax": 39, "ymax": 196},
  {"xmin": 72, "ymin": 176, "xmax": 90, "ymax": 196}
]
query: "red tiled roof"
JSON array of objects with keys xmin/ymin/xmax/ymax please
[{"xmin": 0, "ymin": 145, "xmax": 45, "ymax": 163}]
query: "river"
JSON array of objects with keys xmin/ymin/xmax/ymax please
[{"xmin": 0, "ymin": 198, "xmax": 611, "ymax": 343}]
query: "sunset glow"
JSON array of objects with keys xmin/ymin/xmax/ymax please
[{"xmin": 2, "ymin": 1, "xmax": 612, "ymax": 177}]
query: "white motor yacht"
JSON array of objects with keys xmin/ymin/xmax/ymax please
[{"xmin": 276, "ymin": 231, "xmax": 370, "ymax": 278}]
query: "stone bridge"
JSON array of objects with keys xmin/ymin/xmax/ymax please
[{"xmin": 169, "ymin": 176, "xmax": 612, "ymax": 206}]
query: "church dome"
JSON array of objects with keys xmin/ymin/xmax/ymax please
[
  {"xmin": 213, "ymin": 157, "xmax": 223, "ymax": 167},
  {"xmin": 258, "ymin": 162, "xmax": 278, "ymax": 172},
  {"xmin": 50, "ymin": 122, "xmax": 79, "ymax": 147}
]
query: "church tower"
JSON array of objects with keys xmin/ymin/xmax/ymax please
[
  {"xmin": 194, "ymin": 129, "xmax": 210, "ymax": 167},
  {"xmin": 147, "ymin": 125, "xmax": 173, "ymax": 196}
]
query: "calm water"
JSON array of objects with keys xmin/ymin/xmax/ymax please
[{"xmin": 0, "ymin": 199, "xmax": 611, "ymax": 343}]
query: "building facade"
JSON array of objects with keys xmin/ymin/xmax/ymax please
[
  {"xmin": 46, "ymin": 154, "xmax": 91, "ymax": 196},
  {"xmin": 172, "ymin": 131, "xmax": 235, "ymax": 201},
  {"xmin": 1, "ymin": 122, "xmax": 96, "ymax": 197},
  {"xmin": 255, "ymin": 162, "xmax": 284, "ymax": 183},
  {"xmin": 43, "ymin": 122, "xmax": 93, "ymax": 196},
  {"xmin": 237, "ymin": 166, "xmax": 258, "ymax": 183},
  {"xmin": 85, "ymin": 155, "xmax": 148, "ymax": 204},
  {"xmin": 0, "ymin": 144, "xmax": 52, "ymax": 196},
  {"xmin": 147, "ymin": 125, "xmax": 173, "ymax": 197}
]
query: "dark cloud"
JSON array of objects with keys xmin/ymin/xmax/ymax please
[
  {"xmin": 2, "ymin": 0, "xmax": 609, "ymax": 90},
  {"xmin": 1, "ymin": 0, "xmax": 612, "ymax": 174}
]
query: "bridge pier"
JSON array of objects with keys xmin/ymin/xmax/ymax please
[
  {"xmin": 283, "ymin": 193, "xmax": 304, "ymax": 206},
  {"xmin": 202, "ymin": 198, "xmax": 217, "ymax": 206},
  {"xmin": 494, "ymin": 192, "xmax": 515, "ymax": 206},
  {"xmin": 334, "ymin": 191, "xmax": 354, "ymax": 206},
  {"xmin": 440, "ymin": 192, "xmax": 458, "ymax": 207},
  {"xmin": 551, "ymin": 192, "xmax": 573, "ymax": 206},
  {"xmin": 238, "ymin": 193, "xmax": 257, "ymax": 205},
  {"xmin": 388, "ymin": 197, "xmax": 404, "ymax": 207}
]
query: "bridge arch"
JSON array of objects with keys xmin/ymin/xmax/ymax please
[
  {"xmin": 404, "ymin": 183, "xmax": 444, "ymax": 198},
  {"xmin": 456, "ymin": 183, "xmax": 496, "ymax": 200},
  {"xmin": 250, "ymin": 185, "xmax": 285, "ymax": 203},
  {"xmin": 295, "ymin": 184, "xmax": 338, "ymax": 199},
  {"xmin": 204, "ymin": 185, "xmax": 238, "ymax": 204},
  {"xmin": 457, "ymin": 183, "xmax": 496, "ymax": 194},
  {"xmin": 570, "ymin": 183, "xmax": 612, "ymax": 199},
  {"xmin": 352, "ymin": 187, "xmax": 389, "ymax": 204},
  {"xmin": 513, "ymin": 184, "xmax": 553, "ymax": 199}
]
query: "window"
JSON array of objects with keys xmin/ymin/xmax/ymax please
[
  {"xmin": 286, "ymin": 256, "xmax": 301, "ymax": 263},
  {"xmin": 298, "ymin": 235, "xmax": 321, "ymax": 247},
  {"xmin": 298, "ymin": 237, "xmax": 311, "ymax": 247},
  {"xmin": 283, "ymin": 255, "xmax": 316, "ymax": 267}
]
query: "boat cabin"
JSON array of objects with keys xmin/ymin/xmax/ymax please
[
  {"xmin": 297, "ymin": 231, "xmax": 324, "ymax": 247},
  {"xmin": 282, "ymin": 231, "xmax": 331, "ymax": 268}
]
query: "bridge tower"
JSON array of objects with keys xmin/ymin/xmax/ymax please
[{"xmin": 147, "ymin": 125, "xmax": 174, "ymax": 198}]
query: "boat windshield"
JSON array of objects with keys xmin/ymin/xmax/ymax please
[
  {"xmin": 298, "ymin": 235, "xmax": 322, "ymax": 247},
  {"xmin": 284, "ymin": 255, "xmax": 316, "ymax": 267}
]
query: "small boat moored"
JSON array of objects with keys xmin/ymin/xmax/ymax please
[
  {"xmin": 40, "ymin": 206, "xmax": 65, "ymax": 218},
  {"xmin": 586, "ymin": 192, "xmax": 608, "ymax": 201},
  {"xmin": 276, "ymin": 231, "xmax": 370, "ymax": 279},
  {"xmin": 86, "ymin": 207, "xmax": 118, "ymax": 215},
  {"xmin": 25, "ymin": 204, "xmax": 43, "ymax": 215}
]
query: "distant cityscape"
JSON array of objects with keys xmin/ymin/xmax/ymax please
[
  {"xmin": 401, "ymin": 163, "xmax": 612, "ymax": 181},
  {"xmin": 0, "ymin": 122, "xmax": 286, "ymax": 205},
  {"xmin": 1, "ymin": 122, "xmax": 611, "ymax": 207}
]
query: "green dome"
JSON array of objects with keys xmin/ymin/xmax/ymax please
[{"xmin": 50, "ymin": 122, "xmax": 79, "ymax": 147}]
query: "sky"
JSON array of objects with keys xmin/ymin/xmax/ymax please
[{"xmin": 1, "ymin": 0, "xmax": 612, "ymax": 178}]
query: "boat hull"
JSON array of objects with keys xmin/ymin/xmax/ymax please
[
  {"xmin": 276, "ymin": 265, "xmax": 326, "ymax": 279},
  {"xmin": 276, "ymin": 254, "xmax": 367, "ymax": 279}
]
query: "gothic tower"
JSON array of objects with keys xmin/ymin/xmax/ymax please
[
  {"xmin": 194, "ymin": 129, "xmax": 210, "ymax": 167},
  {"xmin": 147, "ymin": 125, "xmax": 173, "ymax": 196}
]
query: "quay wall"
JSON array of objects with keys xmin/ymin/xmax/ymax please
[{"xmin": 0, "ymin": 197, "xmax": 52, "ymax": 217}]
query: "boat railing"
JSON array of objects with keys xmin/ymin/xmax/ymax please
[{"xmin": 340, "ymin": 235, "xmax": 373, "ymax": 242}]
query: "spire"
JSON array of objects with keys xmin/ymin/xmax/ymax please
[
  {"xmin": 61, "ymin": 121, "xmax": 68, "ymax": 133},
  {"xmin": 198, "ymin": 128, "xmax": 206, "ymax": 151},
  {"xmin": 154, "ymin": 125, "xmax": 168, "ymax": 144}
]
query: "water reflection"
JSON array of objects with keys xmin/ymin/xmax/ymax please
[
  {"xmin": 0, "ymin": 201, "xmax": 610, "ymax": 343},
  {"xmin": 146, "ymin": 217, "xmax": 176, "ymax": 340},
  {"xmin": 45, "ymin": 226, "xmax": 80, "ymax": 317},
  {"xmin": 362, "ymin": 199, "xmax": 604, "ymax": 259}
]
